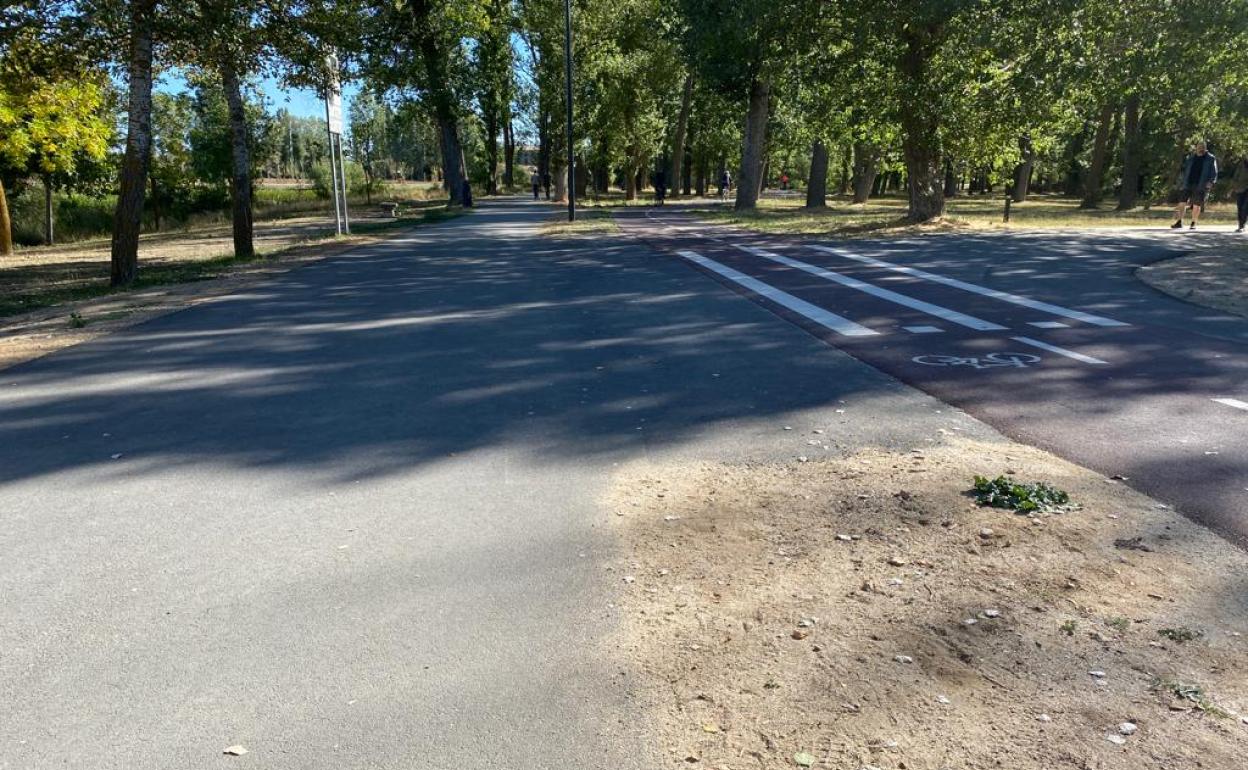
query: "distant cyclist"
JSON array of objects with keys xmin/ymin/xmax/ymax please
[{"xmin": 718, "ymin": 169, "xmax": 732, "ymax": 200}]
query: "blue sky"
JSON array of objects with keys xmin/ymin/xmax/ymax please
[{"xmin": 157, "ymin": 70, "xmax": 361, "ymax": 120}]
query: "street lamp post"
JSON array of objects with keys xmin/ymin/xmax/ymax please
[{"xmin": 563, "ymin": 0, "xmax": 575, "ymax": 222}]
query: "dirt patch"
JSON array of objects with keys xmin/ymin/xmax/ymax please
[
  {"xmin": 608, "ymin": 438, "xmax": 1248, "ymax": 769},
  {"xmin": 1138, "ymin": 245, "xmax": 1248, "ymax": 319}
]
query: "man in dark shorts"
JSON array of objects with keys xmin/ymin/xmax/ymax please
[{"xmin": 1172, "ymin": 141, "xmax": 1218, "ymax": 230}]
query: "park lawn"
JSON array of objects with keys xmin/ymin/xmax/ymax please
[
  {"xmin": 697, "ymin": 193, "xmax": 1241, "ymax": 236},
  {"xmin": 0, "ymin": 195, "xmax": 457, "ymax": 318},
  {"xmin": 539, "ymin": 206, "xmax": 622, "ymax": 237}
]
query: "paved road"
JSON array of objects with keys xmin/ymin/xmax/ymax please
[
  {"xmin": 622, "ymin": 208, "xmax": 1248, "ymax": 547},
  {"xmin": 0, "ymin": 200, "xmax": 993, "ymax": 769}
]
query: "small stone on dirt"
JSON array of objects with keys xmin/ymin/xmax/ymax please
[
  {"xmin": 836, "ymin": 534, "xmax": 853, "ymax": 542},
  {"xmin": 793, "ymin": 752, "xmax": 816, "ymax": 767},
  {"xmin": 888, "ymin": 556, "xmax": 908, "ymax": 566},
  {"xmin": 223, "ymin": 746, "xmax": 248, "ymax": 756},
  {"xmin": 791, "ymin": 630, "xmax": 809, "ymax": 640},
  {"xmin": 1119, "ymin": 722, "xmax": 1138, "ymax": 735},
  {"xmin": 894, "ymin": 655, "xmax": 914, "ymax": 664},
  {"xmin": 979, "ymin": 528, "xmax": 994, "ymax": 539},
  {"xmin": 1105, "ymin": 734, "xmax": 1127, "ymax": 746},
  {"xmin": 623, "ymin": 576, "xmax": 635, "ymax": 584},
  {"xmin": 936, "ymin": 694, "xmax": 951, "ymax": 704},
  {"xmin": 1089, "ymin": 670, "xmax": 1107, "ymax": 678},
  {"xmin": 982, "ymin": 609, "xmax": 1001, "ymax": 618},
  {"xmin": 1037, "ymin": 714, "xmax": 1052, "ymax": 722}
]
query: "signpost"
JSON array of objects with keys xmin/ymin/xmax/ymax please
[{"xmin": 325, "ymin": 53, "xmax": 350, "ymax": 235}]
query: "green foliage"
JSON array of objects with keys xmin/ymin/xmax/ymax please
[
  {"xmin": 309, "ymin": 160, "xmax": 367, "ymax": 199},
  {"xmin": 972, "ymin": 475, "xmax": 1071, "ymax": 513},
  {"xmin": 1158, "ymin": 627, "xmax": 1202, "ymax": 643}
]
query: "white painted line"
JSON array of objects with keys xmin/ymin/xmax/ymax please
[
  {"xmin": 1212, "ymin": 398, "xmax": 1248, "ymax": 412},
  {"xmin": 739, "ymin": 246, "xmax": 1007, "ymax": 332},
  {"xmin": 903, "ymin": 325, "xmax": 944, "ymax": 334},
  {"xmin": 676, "ymin": 251, "xmax": 879, "ymax": 337},
  {"xmin": 1028, "ymin": 321, "xmax": 1070, "ymax": 329},
  {"xmin": 1010, "ymin": 336, "xmax": 1109, "ymax": 365},
  {"xmin": 809, "ymin": 245, "xmax": 1129, "ymax": 327}
]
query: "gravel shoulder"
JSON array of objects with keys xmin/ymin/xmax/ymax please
[
  {"xmin": 1137, "ymin": 242, "xmax": 1248, "ymax": 319},
  {"xmin": 608, "ymin": 437, "xmax": 1248, "ymax": 770}
]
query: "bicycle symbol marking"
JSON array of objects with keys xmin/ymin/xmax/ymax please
[{"xmin": 911, "ymin": 352, "xmax": 1041, "ymax": 370}]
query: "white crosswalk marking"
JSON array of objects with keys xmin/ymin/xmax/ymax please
[
  {"xmin": 809, "ymin": 245, "xmax": 1129, "ymax": 327},
  {"xmin": 1212, "ymin": 398, "xmax": 1248, "ymax": 412},
  {"xmin": 736, "ymin": 245, "xmax": 1008, "ymax": 332},
  {"xmin": 676, "ymin": 250, "xmax": 879, "ymax": 337},
  {"xmin": 1010, "ymin": 336, "xmax": 1109, "ymax": 364},
  {"xmin": 903, "ymin": 326, "xmax": 944, "ymax": 334}
]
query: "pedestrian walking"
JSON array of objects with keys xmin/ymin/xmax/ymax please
[
  {"xmin": 1172, "ymin": 141, "xmax": 1218, "ymax": 230},
  {"xmin": 654, "ymin": 168, "xmax": 667, "ymax": 206},
  {"xmin": 718, "ymin": 169, "xmax": 732, "ymax": 200},
  {"xmin": 530, "ymin": 169, "xmax": 541, "ymax": 199},
  {"xmin": 1233, "ymin": 156, "xmax": 1248, "ymax": 233}
]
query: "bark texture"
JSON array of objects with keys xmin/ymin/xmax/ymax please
[
  {"xmin": 852, "ymin": 142, "xmax": 879, "ymax": 204},
  {"xmin": 734, "ymin": 78, "xmax": 770, "ymax": 211},
  {"xmin": 1012, "ymin": 133, "xmax": 1034, "ymax": 202},
  {"xmin": 110, "ymin": 0, "xmax": 156, "ymax": 286},
  {"xmin": 0, "ymin": 180, "xmax": 12, "ymax": 256},
  {"xmin": 668, "ymin": 75, "xmax": 693, "ymax": 200},
  {"xmin": 900, "ymin": 27, "xmax": 945, "ymax": 222},
  {"xmin": 1081, "ymin": 102, "xmax": 1115, "ymax": 209},
  {"xmin": 806, "ymin": 140, "xmax": 828, "ymax": 208},
  {"xmin": 1117, "ymin": 94, "xmax": 1142, "ymax": 210},
  {"xmin": 411, "ymin": 0, "xmax": 466, "ymax": 205},
  {"xmin": 222, "ymin": 62, "xmax": 255, "ymax": 260}
]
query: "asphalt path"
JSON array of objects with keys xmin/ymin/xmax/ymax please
[
  {"xmin": 0, "ymin": 199, "xmax": 995, "ymax": 769},
  {"xmin": 621, "ymin": 207, "xmax": 1248, "ymax": 547}
]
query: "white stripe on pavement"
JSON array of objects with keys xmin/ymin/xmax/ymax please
[
  {"xmin": 1028, "ymin": 321, "xmax": 1070, "ymax": 329},
  {"xmin": 809, "ymin": 245, "xmax": 1129, "ymax": 327},
  {"xmin": 1010, "ymin": 336, "xmax": 1109, "ymax": 365},
  {"xmin": 1212, "ymin": 398, "xmax": 1248, "ymax": 412},
  {"xmin": 737, "ymin": 245, "xmax": 1008, "ymax": 332},
  {"xmin": 903, "ymin": 325, "xmax": 944, "ymax": 334},
  {"xmin": 676, "ymin": 250, "xmax": 879, "ymax": 337}
]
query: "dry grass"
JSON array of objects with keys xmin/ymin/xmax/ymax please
[
  {"xmin": 0, "ymin": 191, "xmax": 453, "ymax": 318},
  {"xmin": 697, "ymin": 193, "xmax": 1241, "ymax": 237},
  {"xmin": 609, "ymin": 438, "xmax": 1248, "ymax": 770},
  {"xmin": 539, "ymin": 207, "xmax": 621, "ymax": 237}
]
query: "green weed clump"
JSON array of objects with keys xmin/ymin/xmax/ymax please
[{"xmin": 972, "ymin": 475, "xmax": 1071, "ymax": 513}]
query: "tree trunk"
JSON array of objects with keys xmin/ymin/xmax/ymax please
[
  {"xmin": 574, "ymin": 158, "xmax": 588, "ymax": 198},
  {"xmin": 0, "ymin": 179, "xmax": 12, "ymax": 256},
  {"xmin": 668, "ymin": 74, "xmax": 693, "ymax": 200},
  {"xmin": 221, "ymin": 61, "xmax": 254, "ymax": 260},
  {"xmin": 553, "ymin": 161, "xmax": 567, "ymax": 202},
  {"xmin": 150, "ymin": 174, "xmax": 161, "ymax": 231},
  {"xmin": 412, "ymin": 0, "xmax": 466, "ymax": 205},
  {"xmin": 1012, "ymin": 133, "xmax": 1034, "ymax": 202},
  {"xmin": 734, "ymin": 78, "xmax": 770, "ymax": 211},
  {"xmin": 943, "ymin": 159, "xmax": 958, "ymax": 198},
  {"xmin": 43, "ymin": 176, "xmax": 54, "ymax": 245},
  {"xmin": 851, "ymin": 142, "xmax": 878, "ymax": 204},
  {"xmin": 1117, "ymin": 94, "xmax": 1142, "ymax": 210},
  {"xmin": 484, "ymin": 98, "xmax": 500, "ymax": 195},
  {"xmin": 838, "ymin": 146, "xmax": 851, "ymax": 195},
  {"xmin": 1081, "ymin": 102, "xmax": 1114, "ymax": 209},
  {"xmin": 806, "ymin": 140, "xmax": 828, "ymax": 208},
  {"xmin": 110, "ymin": 0, "xmax": 155, "ymax": 286},
  {"xmin": 503, "ymin": 113, "xmax": 515, "ymax": 188},
  {"xmin": 899, "ymin": 27, "xmax": 945, "ymax": 221}
]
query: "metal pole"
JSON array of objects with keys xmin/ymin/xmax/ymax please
[
  {"xmin": 326, "ymin": 106, "xmax": 342, "ymax": 235},
  {"xmin": 563, "ymin": 0, "xmax": 575, "ymax": 222},
  {"xmin": 338, "ymin": 134, "xmax": 351, "ymax": 234}
]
